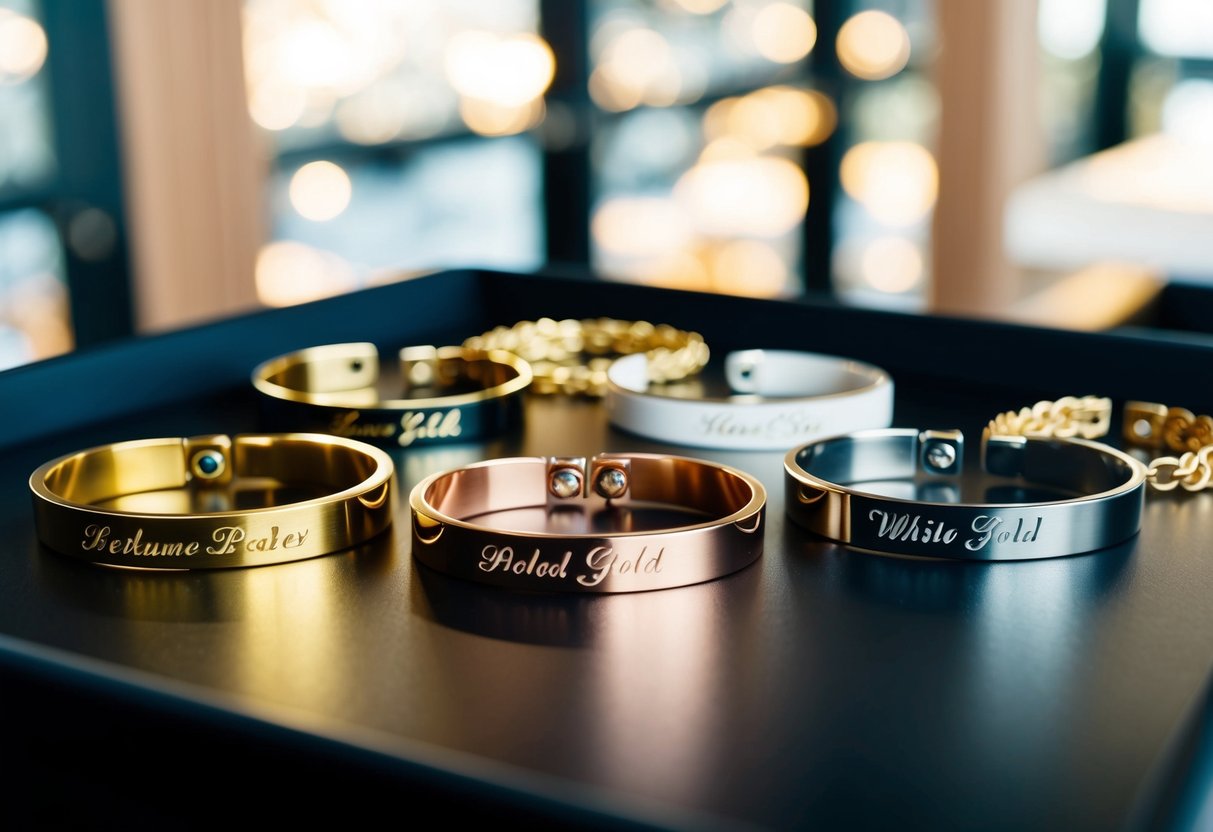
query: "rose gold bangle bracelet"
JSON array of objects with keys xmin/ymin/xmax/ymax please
[{"xmin": 409, "ymin": 453, "xmax": 766, "ymax": 593}]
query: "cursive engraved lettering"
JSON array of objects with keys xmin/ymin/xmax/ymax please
[
  {"xmin": 577, "ymin": 545, "xmax": 664, "ymax": 587},
  {"xmin": 964, "ymin": 515, "xmax": 1042, "ymax": 551},
  {"xmin": 479, "ymin": 545, "xmax": 571, "ymax": 578},
  {"xmin": 82, "ymin": 524, "xmax": 201, "ymax": 557},
  {"xmin": 700, "ymin": 411, "xmax": 823, "ymax": 441},
  {"xmin": 329, "ymin": 410, "xmax": 396, "ymax": 439},
  {"xmin": 867, "ymin": 510, "xmax": 1043, "ymax": 551},
  {"xmin": 477, "ymin": 543, "xmax": 664, "ymax": 586},
  {"xmin": 399, "ymin": 409, "xmax": 462, "ymax": 447},
  {"xmin": 80, "ymin": 524, "xmax": 309, "ymax": 558},
  {"xmin": 868, "ymin": 510, "xmax": 958, "ymax": 544}
]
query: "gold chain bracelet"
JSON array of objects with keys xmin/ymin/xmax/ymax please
[
  {"xmin": 463, "ymin": 317, "xmax": 710, "ymax": 397},
  {"xmin": 987, "ymin": 396, "xmax": 1213, "ymax": 492}
]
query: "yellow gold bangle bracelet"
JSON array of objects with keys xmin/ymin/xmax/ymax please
[
  {"xmin": 251, "ymin": 343, "xmax": 532, "ymax": 449},
  {"xmin": 29, "ymin": 433, "xmax": 396, "ymax": 569}
]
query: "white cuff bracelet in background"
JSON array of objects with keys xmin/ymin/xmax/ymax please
[{"xmin": 605, "ymin": 349, "xmax": 894, "ymax": 450}]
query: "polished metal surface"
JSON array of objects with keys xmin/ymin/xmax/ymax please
[
  {"xmin": 3, "ymin": 269, "xmax": 1213, "ymax": 830},
  {"xmin": 29, "ymin": 433, "xmax": 396, "ymax": 569},
  {"xmin": 410, "ymin": 452, "xmax": 766, "ymax": 592},
  {"xmin": 252, "ymin": 342, "xmax": 531, "ymax": 448},
  {"xmin": 785, "ymin": 428, "xmax": 1148, "ymax": 560}
]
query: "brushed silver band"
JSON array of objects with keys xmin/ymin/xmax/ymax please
[{"xmin": 784, "ymin": 428, "xmax": 1148, "ymax": 561}]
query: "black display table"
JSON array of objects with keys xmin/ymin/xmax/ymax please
[{"xmin": 2, "ymin": 269, "xmax": 1210, "ymax": 831}]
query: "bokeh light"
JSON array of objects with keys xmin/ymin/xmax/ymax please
[
  {"xmin": 860, "ymin": 236, "xmax": 924, "ymax": 293},
  {"xmin": 674, "ymin": 155, "xmax": 809, "ymax": 236},
  {"xmin": 0, "ymin": 9, "xmax": 47, "ymax": 84},
  {"xmin": 445, "ymin": 31, "xmax": 555, "ymax": 107},
  {"xmin": 751, "ymin": 2, "xmax": 817, "ymax": 64},
  {"xmin": 709, "ymin": 239, "xmax": 788, "ymax": 296},
  {"xmin": 255, "ymin": 240, "xmax": 358, "ymax": 306},
  {"xmin": 289, "ymin": 160, "xmax": 352, "ymax": 221},
  {"xmin": 837, "ymin": 10, "xmax": 911, "ymax": 80},
  {"xmin": 592, "ymin": 196, "xmax": 695, "ymax": 258},
  {"xmin": 840, "ymin": 141, "xmax": 938, "ymax": 226}
]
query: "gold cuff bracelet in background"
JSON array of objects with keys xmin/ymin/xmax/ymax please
[
  {"xmin": 29, "ymin": 433, "xmax": 396, "ymax": 569},
  {"xmin": 251, "ymin": 342, "xmax": 531, "ymax": 448},
  {"xmin": 463, "ymin": 317, "xmax": 710, "ymax": 397}
]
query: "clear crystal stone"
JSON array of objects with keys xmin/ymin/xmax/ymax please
[
  {"xmin": 595, "ymin": 467, "xmax": 627, "ymax": 498},
  {"xmin": 549, "ymin": 468, "xmax": 581, "ymax": 498}
]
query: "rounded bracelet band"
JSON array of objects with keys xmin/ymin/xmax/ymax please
[
  {"xmin": 410, "ymin": 453, "xmax": 766, "ymax": 592},
  {"xmin": 252, "ymin": 343, "xmax": 531, "ymax": 448},
  {"xmin": 30, "ymin": 433, "xmax": 396, "ymax": 569},
  {"xmin": 784, "ymin": 428, "xmax": 1147, "ymax": 561},
  {"xmin": 606, "ymin": 349, "xmax": 894, "ymax": 450}
]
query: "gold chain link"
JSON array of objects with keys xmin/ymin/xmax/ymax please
[
  {"xmin": 464, "ymin": 317, "xmax": 710, "ymax": 397},
  {"xmin": 986, "ymin": 395, "xmax": 1113, "ymax": 440},
  {"xmin": 990, "ymin": 396, "xmax": 1213, "ymax": 493}
]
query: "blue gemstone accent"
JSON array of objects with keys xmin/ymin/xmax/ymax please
[{"xmin": 197, "ymin": 452, "xmax": 221, "ymax": 475}]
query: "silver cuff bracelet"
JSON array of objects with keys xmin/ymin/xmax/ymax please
[{"xmin": 784, "ymin": 428, "xmax": 1148, "ymax": 561}]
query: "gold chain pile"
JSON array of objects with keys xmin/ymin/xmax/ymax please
[
  {"xmin": 988, "ymin": 396, "xmax": 1213, "ymax": 492},
  {"xmin": 464, "ymin": 317, "xmax": 710, "ymax": 397}
]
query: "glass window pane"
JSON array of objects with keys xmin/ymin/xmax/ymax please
[
  {"xmin": 0, "ymin": 0, "xmax": 54, "ymax": 192},
  {"xmin": 0, "ymin": 208, "xmax": 70, "ymax": 368}
]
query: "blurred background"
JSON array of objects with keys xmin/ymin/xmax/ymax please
[{"xmin": 0, "ymin": 0, "xmax": 1210, "ymax": 369}]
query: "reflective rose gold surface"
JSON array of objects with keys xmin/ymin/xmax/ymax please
[{"xmin": 410, "ymin": 453, "xmax": 766, "ymax": 592}]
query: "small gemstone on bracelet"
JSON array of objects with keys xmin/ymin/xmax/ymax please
[
  {"xmin": 549, "ymin": 468, "xmax": 582, "ymax": 499},
  {"xmin": 594, "ymin": 467, "xmax": 628, "ymax": 499}
]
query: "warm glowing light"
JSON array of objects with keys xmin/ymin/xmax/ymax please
[
  {"xmin": 837, "ymin": 10, "xmax": 911, "ymax": 80},
  {"xmin": 709, "ymin": 240, "xmax": 788, "ymax": 296},
  {"xmin": 1038, "ymin": 0, "xmax": 1106, "ymax": 60},
  {"xmin": 666, "ymin": 0, "xmax": 729, "ymax": 14},
  {"xmin": 674, "ymin": 156, "xmax": 809, "ymax": 236},
  {"xmin": 460, "ymin": 97, "xmax": 545, "ymax": 136},
  {"xmin": 445, "ymin": 31, "xmax": 555, "ymax": 107},
  {"xmin": 590, "ymin": 27, "xmax": 682, "ymax": 111},
  {"xmin": 860, "ymin": 237, "xmax": 923, "ymax": 293},
  {"xmin": 699, "ymin": 137, "xmax": 761, "ymax": 162},
  {"xmin": 248, "ymin": 81, "xmax": 307, "ymax": 131},
  {"xmin": 278, "ymin": 19, "xmax": 374, "ymax": 95},
  {"xmin": 840, "ymin": 142, "xmax": 938, "ymax": 226},
  {"xmin": 612, "ymin": 251, "xmax": 710, "ymax": 292},
  {"xmin": 751, "ymin": 3, "xmax": 817, "ymax": 64},
  {"xmin": 592, "ymin": 197, "xmax": 694, "ymax": 257},
  {"xmin": 289, "ymin": 161, "xmax": 353, "ymax": 222},
  {"xmin": 705, "ymin": 87, "xmax": 836, "ymax": 149},
  {"xmin": 0, "ymin": 10, "xmax": 48, "ymax": 83},
  {"xmin": 255, "ymin": 241, "xmax": 358, "ymax": 307}
]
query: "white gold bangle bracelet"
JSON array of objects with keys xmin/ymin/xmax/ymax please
[
  {"xmin": 605, "ymin": 349, "xmax": 894, "ymax": 451},
  {"xmin": 784, "ymin": 428, "xmax": 1147, "ymax": 561}
]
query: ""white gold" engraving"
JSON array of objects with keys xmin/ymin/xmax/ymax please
[{"xmin": 867, "ymin": 510, "xmax": 1041, "ymax": 552}]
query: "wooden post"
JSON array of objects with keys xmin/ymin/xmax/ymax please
[
  {"xmin": 929, "ymin": 0, "xmax": 1045, "ymax": 317},
  {"xmin": 106, "ymin": 0, "xmax": 266, "ymax": 332}
]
